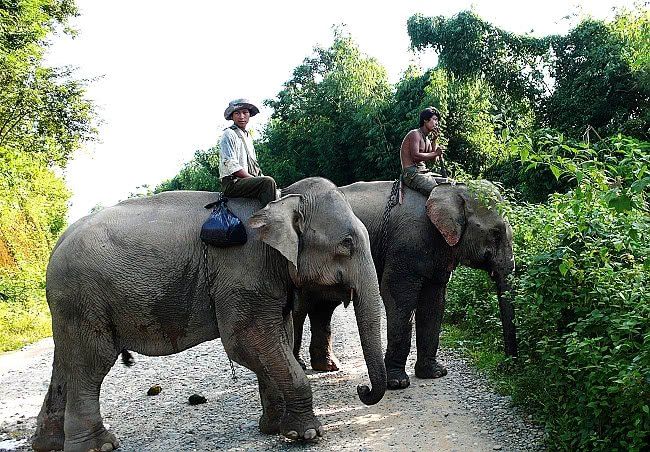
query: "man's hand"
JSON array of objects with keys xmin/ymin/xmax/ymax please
[
  {"xmin": 433, "ymin": 143, "xmax": 445, "ymax": 158},
  {"xmin": 431, "ymin": 124, "xmax": 441, "ymax": 139},
  {"xmin": 230, "ymin": 169, "xmax": 254, "ymax": 179}
]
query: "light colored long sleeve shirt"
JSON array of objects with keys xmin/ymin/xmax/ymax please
[{"xmin": 218, "ymin": 127, "xmax": 260, "ymax": 178}]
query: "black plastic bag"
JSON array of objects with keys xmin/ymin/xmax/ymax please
[{"xmin": 200, "ymin": 198, "xmax": 247, "ymax": 247}]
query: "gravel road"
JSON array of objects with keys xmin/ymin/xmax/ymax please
[{"xmin": 0, "ymin": 306, "xmax": 545, "ymax": 451}]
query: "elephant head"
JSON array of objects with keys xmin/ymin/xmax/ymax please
[
  {"xmin": 426, "ymin": 180, "xmax": 517, "ymax": 357},
  {"xmin": 249, "ymin": 179, "xmax": 387, "ymax": 404}
]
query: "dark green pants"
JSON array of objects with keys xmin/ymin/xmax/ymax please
[
  {"xmin": 221, "ymin": 176, "xmax": 277, "ymax": 206},
  {"xmin": 402, "ymin": 166, "xmax": 443, "ymax": 197}
]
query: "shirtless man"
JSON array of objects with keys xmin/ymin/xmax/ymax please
[{"xmin": 400, "ymin": 106, "xmax": 445, "ymax": 197}]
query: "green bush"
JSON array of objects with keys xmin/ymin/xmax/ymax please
[
  {"xmin": 446, "ymin": 134, "xmax": 649, "ymax": 450},
  {"xmin": 0, "ymin": 264, "xmax": 51, "ymax": 352}
]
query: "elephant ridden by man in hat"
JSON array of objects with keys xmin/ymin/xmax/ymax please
[{"xmin": 219, "ymin": 98, "xmax": 277, "ymax": 206}]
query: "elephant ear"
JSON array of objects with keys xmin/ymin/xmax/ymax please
[
  {"xmin": 249, "ymin": 194, "xmax": 304, "ymax": 270},
  {"xmin": 425, "ymin": 185, "xmax": 466, "ymax": 246}
]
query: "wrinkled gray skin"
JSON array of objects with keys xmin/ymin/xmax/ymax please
[
  {"xmin": 293, "ymin": 181, "xmax": 516, "ymax": 389},
  {"xmin": 32, "ymin": 178, "xmax": 386, "ymax": 452}
]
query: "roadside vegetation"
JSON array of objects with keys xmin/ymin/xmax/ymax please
[
  {"xmin": 0, "ymin": 0, "xmax": 97, "ymax": 351},
  {"xmin": 2, "ymin": 1, "xmax": 648, "ymax": 449}
]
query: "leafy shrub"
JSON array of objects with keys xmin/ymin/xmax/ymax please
[
  {"xmin": 0, "ymin": 148, "xmax": 64, "ymax": 351},
  {"xmin": 446, "ymin": 134, "xmax": 649, "ymax": 450}
]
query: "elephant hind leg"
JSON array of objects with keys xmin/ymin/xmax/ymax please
[
  {"xmin": 32, "ymin": 351, "xmax": 67, "ymax": 452},
  {"xmin": 46, "ymin": 315, "xmax": 121, "ymax": 452},
  {"xmin": 308, "ymin": 301, "xmax": 340, "ymax": 372},
  {"xmin": 292, "ymin": 295, "xmax": 308, "ymax": 370}
]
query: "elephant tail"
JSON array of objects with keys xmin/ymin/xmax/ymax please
[{"xmin": 121, "ymin": 349, "xmax": 136, "ymax": 367}]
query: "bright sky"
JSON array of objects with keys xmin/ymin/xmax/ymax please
[{"xmin": 46, "ymin": 0, "xmax": 639, "ymax": 222}]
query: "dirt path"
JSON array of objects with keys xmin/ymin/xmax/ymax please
[{"xmin": 0, "ymin": 307, "xmax": 544, "ymax": 451}]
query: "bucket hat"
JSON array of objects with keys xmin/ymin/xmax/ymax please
[{"xmin": 224, "ymin": 98, "xmax": 260, "ymax": 120}]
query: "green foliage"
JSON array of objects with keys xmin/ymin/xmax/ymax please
[
  {"xmin": 262, "ymin": 28, "xmax": 392, "ymax": 186},
  {"xmin": 407, "ymin": 7, "xmax": 650, "ymax": 141},
  {"xmin": 424, "ymin": 70, "xmax": 503, "ymax": 174},
  {"xmin": 0, "ymin": 264, "xmax": 51, "ymax": 352},
  {"xmin": 447, "ymin": 134, "xmax": 650, "ymax": 450},
  {"xmin": 611, "ymin": 7, "xmax": 650, "ymax": 94},
  {"xmin": 1, "ymin": 0, "xmax": 96, "ymax": 166},
  {"xmin": 446, "ymin": 267, "xmax": 500, "ymax": 339},
  {"xmin": 0, "ymin": 145, "xmax": 67, "ymax": 351},
  {"xmin": 156, "ymin": 147, "xmax": 221, "ymax": 193},
  {"xmin": 1, "ymin": 0, "xmax": 96, "ymax": 351},
  {"xmin": 407, "ymin": 11, "xmax": 551, "ymax": 106},
  {"xmin": 544, "ymin": 18, "xmax": 649, "ymax": 139},
  {"xmin": 485, "ymin": 129, "xmax": 578, "ymax": 202}
]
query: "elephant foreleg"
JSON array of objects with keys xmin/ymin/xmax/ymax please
[
  {"xmin": 258, "ymin": 377, "xmax": 285, "ymax": 434},
  {"xmin": 225, "ymin": 314, "xmax": 324, "ymax": 441},
  {"xmin": 414, "ymin": 278, "xmax": 448, "ymax": 379},
  {"xmin": 382, "ymin": 272, "xmax": 423, "ymax": 390}
]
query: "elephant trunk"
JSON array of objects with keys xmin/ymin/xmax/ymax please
[
  {"xmin": 352, "ymin": 273, "xmax": 387, "ymax": 405},
  {"xmin": 496, "ymin": 276, "xmax": 518, "ymax": 357}
]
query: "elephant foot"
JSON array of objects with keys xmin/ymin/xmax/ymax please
[
  {"xmin": 259, "ymin": 412, "xmax": 282, "ymax": 435},
  {"xmin": 386, "ymin": 369, "xmax": 410, "ymax": 390},
  {"xmin": 310, "ymin": 356, "xmax": 340, "ymax": 372},
  {"xmin": 281, "ymin": 411, "xmax": 324, "ymax": 441},
  {"xmin": 309, "ymin": 346, "xmax": 340, "ymax": 372},
  {"xmin": 415, "ymin": 360, "xmax": 448, "ymax": 379},
  {"xmin": 32, "ymin": 416, "xmax": 65, "ymax": 452},
  {"xmin": 64, "ymin": 427, "xmax": 120, "ymax": 452}
]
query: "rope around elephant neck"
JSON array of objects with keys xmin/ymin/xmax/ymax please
[
  {"xmin": 202, "ymin": 242, "xmax": 237, "ymax": 381},
  {"xmin": 374, "ymin": 179, "xmax": 401, "ymax": 277}
]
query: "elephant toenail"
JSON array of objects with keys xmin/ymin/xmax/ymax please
[
  {"xmin": 286, "ymin": 430, "xmax": 299, "ymax": 440},
  {"xmin": 304, "ymin": 429, "xmax": 317, "ymax": 440},
  {"xmin": 317, "ymin": 426, "xmax": 325, "ymax": 436},
  {"xmin": 100, "ymin": 443, "xmax": 114, "ymax": 452}
]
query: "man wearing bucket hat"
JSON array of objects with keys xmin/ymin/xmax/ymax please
[
  {"xmin": 400, "ymin": 106, "xmax": 446, "ymax": 197},
  {"xmin": 219, "ymin": 98, "xmax": 277, "ymax": 206}
]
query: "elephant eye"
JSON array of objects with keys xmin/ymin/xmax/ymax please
[{"xmin": 336, "ymin": 236, "xmax": 354, "ymax": 256}]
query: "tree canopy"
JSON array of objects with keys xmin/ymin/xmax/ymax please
[
  {"xmin": 406, "ymin": 9, "xmax": 650, "ymax": 140},
  {"xmin": 260, "ymin": 29, "xmax": 393, "ymax": 186},
  {"xmin": 1, "ymin": 0, "xmax": 97, "ymax": 350}
]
